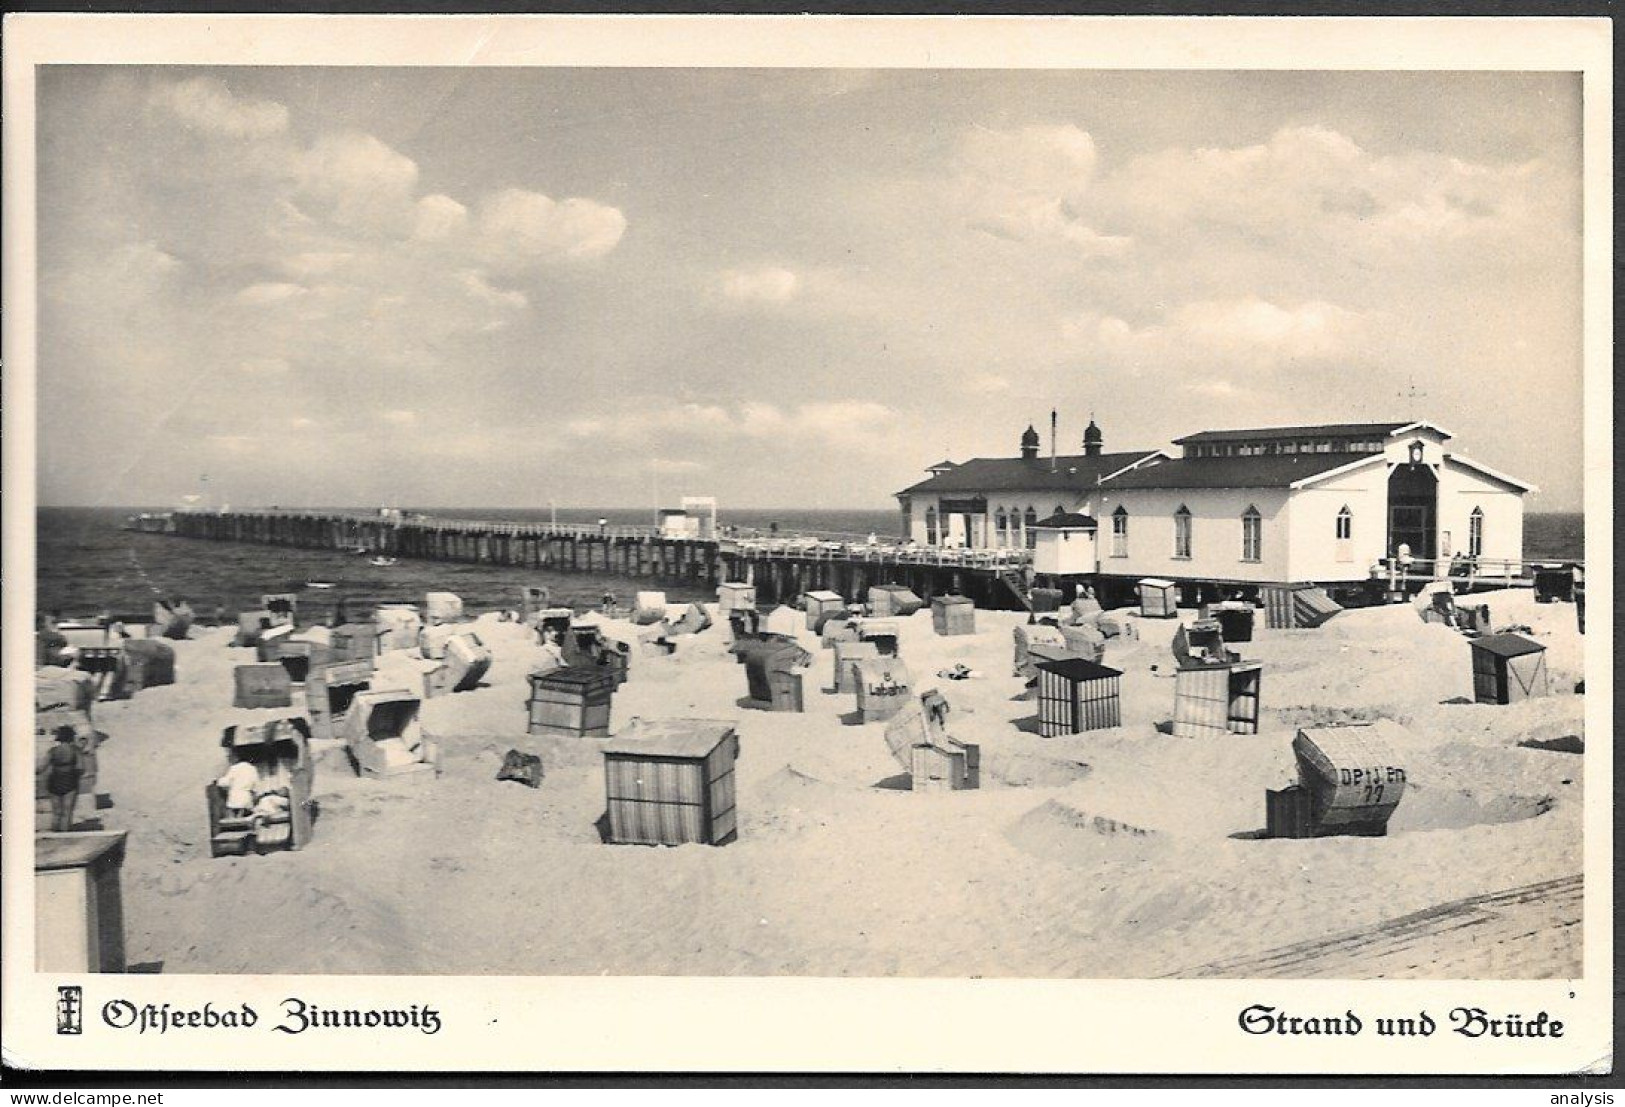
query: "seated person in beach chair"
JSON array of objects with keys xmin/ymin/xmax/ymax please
[
  {"xmin": 211, "ymin": 723, "xmax": 311, "ymax": 854},
  {"xmin": 531, "ymin": 627, "xmax": 567, "ymax": 676}
]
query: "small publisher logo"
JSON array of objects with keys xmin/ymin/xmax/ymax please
[{"xmin": 57, "ymin": 986, "xmax": 83, "ymax": 1034}]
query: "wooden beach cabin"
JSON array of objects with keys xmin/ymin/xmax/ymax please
[
  {"xmin": 762, "ymin": 605, "xmax": 802, "ymax": 639},
  {"xmin": 603, "ymin": 719, "xmax": 740, "ymax": 847},
  {"xmin": 717, "ymin": 582, "xmax": 756, "ymax": 614},
  {"xmin": 332, "ymin": 622, "xmax": 385, "ymax": 665},
  {"xmin": 208, "ymin": 718, "xmax": 315, "ymax": 855},
  {"xmin": 530, "ymin": 607, "xmax": 575, "ymax": 646},
  {"xmin": 1288, "ymin": 724, "xmax": 1408, "ymax": 837},
  {"xmin": 271, "ymin": 637, "xmax": 331, "ymax": 685},
  {"xmin": 1138, "ymin": 578, "xmax": 1178, "ymax": 619},
  {"xmin": 1171, "ymin": 618, "xmax": 1237, "ymax": 669},
  {"xmin": 235, "ymin": 610, "xmax": 275, "ymax": 648},
  {"xmin": 1012, "ymin": 623, "xmax": 1070, "ymax": 681},
  {"xmin": 424, "ymin": 632, "xmax": 492, "ymax": 698},
  {"xmin": 112, "ymin": 638, "xmax": 175, "ymax": 698},
  {"xmin": 306, "ymin": 658, "xmax": 372, "ymax": 742},
  {"xmin": 1035, "ymin": 658, "xmax": 1123, "ymax": 736},
  {"xmin": 425, "ymin": 591, "xmax": 463, "ymax": 625},
  {"xmin": 854, "ymin": 657, "xmax": 913, "ymax": 723},
  {"xmin": 342, "ymin": 690, "xmax": 441, "ymax": 781},
  {"xmin": 260, "ymin": 593, "xmax": 298, "ymax": 628},
  {"xmin": 884, "ymin": 690, "xmax": 979, "ymax": 791},
  {"xmin": 833, "ymin": 640, "xmax": 880, "ymax": 694},
  {"xmin": 1262, "ymin": 584, "xmax": 1342, "ymax": 630},
  {"xmin": 528, "ymin": 666, "xmax": 616, "ymax": 738},
  {"xmin": 34, "ymin": 831, "xmax": 128, "ymax": 972},
  {"xmin": 931, "ymin": 594, "xmax": 976, "ymax": 637},
  {"xmin": 1204, "ymin": 600, "xmax": 1255, "ymax": 643},
  {"xmin": 254, "ymin": 623, "xmax": 295, "ymax": 661},
  {"xmin": 868, "ymin": 584, "xmax": 923, "ymax": 618},
  {"xmin": 1172, "ymin": 661, "xmax": 1262, "ymax": 738},
  {"xmin": 804, "ymin": 590, "xmax": 845, "ymax": 633},
  {"xmin": 857, "ymin": 618, "xmax": 901, "ymax": 658},
  {"xmin": 1058, "ymin": 621, "xmax": 1106, "ymax": 664},
  {"xmin": 233, "ymin": 662, "xmax": 293, "ymax": 709},
  {"xmin": 633, "ymin": 591, "xmax": 668, "ymax": 625},
  {"xmin": 374, "ymin": 604, "xmax": 423, "ymax": 651},
  {"xmin": 519, "ymin": 585, "xmax": 551, "ymax": 622},
  {"xmin": 1469, "ymin": 633, "xmax": 1549, "ymax": 705},
  {"xmin": 740, "ymin": 639, "xmax": 812, "ymax": 710}
]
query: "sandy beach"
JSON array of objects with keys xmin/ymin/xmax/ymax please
[{"xmin": 81, "ymin": 588, "xmax": 1583, "ymax": 979}]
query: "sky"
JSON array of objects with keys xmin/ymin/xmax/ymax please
[{"xmin": 36, "ymin": 67, "xmax": 1584, "ymax": 511}]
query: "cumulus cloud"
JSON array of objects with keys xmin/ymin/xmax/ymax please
[
  {"xmin": 414, "ymin": 194, "xmax": 469, "ymax": 241},
  {"xmin": 477, "ymin": 188, "xmax": 627, "ymax": 264},
  {"xmin": 954, "ymin": 123, "xmax": 1131, "ymax": 257},
  {"xmin": 45, "ymin": 240, "xmax": 181, "ymax": 305},
  {"xmin": 295, "ymin": 132, "xmax": 421, "ymax": 233},
  {"xmin": 1068, "ymin": 297, "xmax": 1363, "ymax": 372},
  {"xmin": 1100, "ymin": 125, "xmax": 1567, "ymax": 261},
  {"xmin": 148, "ymin": 77, "xmax": 289, "ymax": 139},
  {"xmin": 456, "ymin": 270, "xmax": 528, "ymax": 312},
  {"xmin": 720, "ymin": 265, "xmax": 800, "ymax": 304}
]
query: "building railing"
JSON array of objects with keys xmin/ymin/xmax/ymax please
[{"xmin": 1371, "ymin": 555, "xmax": 1580, "ymax": 589}]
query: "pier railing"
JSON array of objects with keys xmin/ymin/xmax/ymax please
[{"xmin": 1370, "ymin": 555, "xmax": 1579, "ymax": 590}]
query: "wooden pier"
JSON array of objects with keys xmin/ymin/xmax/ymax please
[{"xmin": 160, "ymin": 510, "xmax": 1040, "ymax": 610}]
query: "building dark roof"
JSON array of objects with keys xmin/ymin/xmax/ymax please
[
  {"xmin": 1469, "ymin": 633, "xmax": 1545, "ymax": 659},
  {"xmin": 1035, "ymin": 657, "xmax": 1122, "ymax": 682},
  {"xmin": 1172, "ymin": 422, "xmax": 1443, "ymax": 445},
  {"xmin": 924, "ymin": 459, "xmax": 958, "ymax": 471},
  {"xmin": 895, "ymin": 451, "xmax": 1158, "ymax": 497},
  {"xmin": 1033, "ymin": 512, "xmax": 1097, "ymax": 529},
  {"xmin": 1099, "ymin": 453, "xmax": 1371, "ymax": 491}
]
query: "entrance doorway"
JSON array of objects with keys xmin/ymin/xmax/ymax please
[{"xmin": 1387, "ymin": 464, "xmax": 1438, "ymax": 560}]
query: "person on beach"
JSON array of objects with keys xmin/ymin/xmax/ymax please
[
  {"xmin": 217, "ymin": 755, "xmax": 262, "ymax": 817},
  {"xmin": 41, "ymin": 725, "xmax": 85, "ymax": 832},
  {"xmin": 598, "ymin": 517, "xmax": 608, "ymax": 535},
  {"xmin": 601, "ymin": 591, "xmax": 617, "ymax": 614}
]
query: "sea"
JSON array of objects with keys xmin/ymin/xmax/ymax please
[{"xmin": 35, "ymin": 506, "xmax": 1586, "ymax": 621}]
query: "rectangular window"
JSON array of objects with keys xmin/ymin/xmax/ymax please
[
  {"xmin": 1174, "ymin": 513, "xmax": 1192, "ymax": 559},
  {"xmin": 1469, "ymin": 512, "xmax": 1484, "ymax": 557},
  {"xmin": 1111, "ymin": 512, "xmax": 1128, "ymax": 557},
  {"xmin": 1242, "ymin": 514, "xmax": 1262, "ymax": 562}
]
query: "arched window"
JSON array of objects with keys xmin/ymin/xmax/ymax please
[
  {"xmin": 1335, "ymin": 505, "xmax": 1353, "ymax": 541},
  {"xmin": 1241, "ymin": 505, "xmax": 1262, "ymax": 562},
  {"xmin": 994, "ymin": 508, "xmax": 1009, "ymax": 547},
  {"xmin": 925, "ymin": 507, "xmax": 938, "ymax": 547},
  {"xmin": 1173, "ymin": 505, "xmax": 1193, "ymax": 559},
  {"xmin": 1111, "ymin": 505, "xmax": 1128, "ymax": 558},
  {"xmin": 1023, "ymin": 506, "xmax": 1038, "ymax": 550},
  {"xmin": 1468, "ymin": 506, "xmax": 1484, "ymax": 557}
]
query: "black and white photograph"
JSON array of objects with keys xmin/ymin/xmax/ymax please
[{"xmin": 3, "ymin": 13, "xmax": 1611, "ymax": 1075}]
